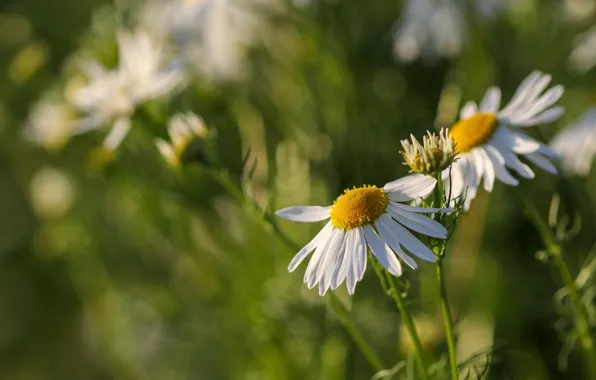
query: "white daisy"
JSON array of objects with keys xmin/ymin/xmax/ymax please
[
  {"xmin": 155, "ymin": 112, "xmax": 209, "ymax": 167},
  {"xmin": 139, "ymin": 0, "xmax": 268, "ymax": 80},
  {"xmin": 393, "ymin": 0, "xmax": 507, "ymax": 62},
  {"xmin": 444, "ymin": 71, "xmax": 563, "ymax": 210},
  {"xmin": 276, "ymin": 175, "xmax": 452, "ymax": 296},
  {"xmin": 70, "ymin": 30, "xmax": 186, "ymax": 151},
  {"xmin": 568, "ymin": 26, "xmax": 596, "ymax": 74},
  {"xmin": 393, "ymin": 0, "xmax": 464, "ymax": 62},
  {"xmin": 550, "ymin": 107, "xmax": 596, "ymax": 176}
]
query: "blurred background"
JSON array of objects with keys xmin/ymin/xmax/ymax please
[{"xmin": 1, "ymin": 0, "xmax": 596, "ymax": 378}]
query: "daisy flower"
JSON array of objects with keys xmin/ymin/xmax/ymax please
[
  {"xmin": 550, "ymin": 107, "xmax": 596, "ymax": 176},
  {"xmin": 393, "ymin": 0, "xmax": 505, "ymax": 62},
  {"xmin": 155, "ymin": 112, "xmax": 210, "ymax": 167},
  {"xmin": 444, "ymin": 71, "xmax": 563, "ymax": 210},
  {"xmin": 276, "ymin": 175, "xmax": 451, "ymax": 295},
  {"xmin": 70, "ymin": 30, "xmax": 186, "ymax": 151}
]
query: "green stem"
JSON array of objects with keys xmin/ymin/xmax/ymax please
[
  {"xmin": 328, "ymin": 292, "xmax": 385, "ymax": 372},
  {"xmin": 437, "ymin": 257, "xmax": 458, "ymax": 380},
  {"xmin": 209, "ymin": 169, "xmax": 385, "ymax": 373},
  {"xmin": 370, "ymin": 257, "xmax": 429, "ymax": 379},
  {"xmin": 522, "ymin": 196, "xmax": 596, "ymax": 378},
  {"xmin": 433, "ymin": 174, "xmax": 459, "ymax": 380}
]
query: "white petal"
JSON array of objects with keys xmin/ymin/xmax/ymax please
[
  {"xmin": 288, "ymin": 222, "xmax": 333, "ymax": 272},
  {"xmin": 460, "ymin": 101, "xmax": 478, "ymax": 119},
  {"xmin": 316, "ymin": 229, "xmax": 345, "ymax": 295},
  {"xmin": 512, "ymin": 85, "xmax": 564, "ymax": 123},
  {"xmin": 499, "ymin": 71, "xmax": 543, "ymax": 117},
  {"xmin": 391, "ymin": 202, "xmax": 453, "ymax": 214},
  {"xmin": 275, "ymin": 206, "xmax": 331, "ymax": 222},
  {"xmin": 305, "ymin": 228, "xmax": 337, "ymax": 288},
  {"xmin": 385, "ymin": 174, "xmax": 437, "ymax": 202},
  {"xmin": 525, "ymin": 152, "xmax": 558, "ymax": 175},
  {"xmin": 104, "ymin": 117, "xmax": 132, "ymax": 151},
  {"xmin": 491, "ymin": 128, "xmax": 541, "ymax": 154},
  {"xmin": 331, "ymin": 232, "xmax": 352, "ymax": 290},
  {"xmin": 387, "ymin": 205, "xmax": 447, "ymax": 239},
  {"xmin": 479, "ymin": 87, "xmax": 501, "ymax": 113},
  {"xmin": 354, "ymin": 227, "xmax": 367, "ymax": 281},
  {"xmin": 483, "ymin": 145, "xmax": 519, "ymax": 186},
  {"xmin": 489, "ymin": 141, "xmax": 535, "ymax": 179},
  {"xmin": 382, "ymin": 216, "xmax": 437, "ymax": 262},
  {"xmin": 344, "ymin": 229, "xmax": 357, "ymax": 294},
  {"xmin": 375, "ymin": 215, "xmax": 418, "ymax": 269},
  {"xmin": 363, "ymin": 224, "xmax": 402, "ymax": 276},
  {"xmin": 477, "ymin": 147, "xmax": 495, "ymax": 192},
  {"xmin": 516, "ymin": 106, "xmax": 565, "ymax": 127}
]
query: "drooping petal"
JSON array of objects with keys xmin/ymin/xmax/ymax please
[
  {"xmin": 381, "ymin": 216, "xmax": 437, "ymax": 262},
  {"xmin": 525, "ymin": 152, "xmax": 558, "ymax": 175},
  {"xmin": 491, "ymin": 128, "xmax": 541, "ymax": 154},
  {"xmin": 387, "ymin": 204, "xmax": 447, "ymax": 239},
  {"xmin": 483, "ymin": 145, "xmax": 519, "ymax": 186},
  {"xmin": 288, "ymin": 222, "xmax": 333, "ymax": 272},
  {"xmin": 104, "ymin": 117, "xmax": 132, "ymax": 151},
  {"xmin": 375, "ymin": 215, "xmax": 418, "ymax": 269},
  {"xmin": 363, "ymin": 225, "xmax": 402, "ymax": 276},
  {"xmin": 275, "ymin": 206, "xmax": 331, "ymax": 222}
]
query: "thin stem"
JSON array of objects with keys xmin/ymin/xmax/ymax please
[
  {"xmin": 437, "ymin": 257, "xmax": 458, "ymax": 380},
  {"xmin": 521, "ymin": 196, "xmax": 596, "ymax": 378},
  {"xmin": 328, "ymin": 292, "xmax": 385, "ymax": 372},
  {"xmin": 370, "ymin": 258, "xmax": 429, "ymax": 379},
  {"xmin": 208, "ymin": 169, "xmax": 385, "ymax": 373},
  {"xmin": 386, "ymin": 274, "xmax": 430, "ymax": 380},
  {"xmin": 433, "ymin": 175, "xmax": 459, "ymax": 380}
]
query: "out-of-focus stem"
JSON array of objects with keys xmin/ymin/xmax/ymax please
[
  {"xmin": 522, "ymin": 196, "xmax": 596, "ymax": 379},
  {"xmin": 369, "ymin": 257, "xmax": 429, "ymax": 379},
  {"xmin": 437, "ymin": 257, "xmax": 458, "ymax": 380}
]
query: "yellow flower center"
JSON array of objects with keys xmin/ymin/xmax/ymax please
[
  {"xmin": 449, "ymin": 113, "xmax": 499, "ymax": 153},
  {"xmin": 330, "ymin": 185, "xmax": 388, "ymax": 230}
]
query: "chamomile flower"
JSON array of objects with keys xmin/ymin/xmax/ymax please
[
  {"xmin": 401, "ymin": 128, "xmax": 457, "ymax": 175},
  {"xmin": 71, "ymin": 30, "xmax": 185, "ymax": 151},
  {"xmin": 276, "ymin": 175, "xmax": 452, "ymax": 295},
  {"xmin": 550, "ymin": 108, "xmax": 596, "ymax": 176},
  {"xmin": 155, "ymin": 112, "xmax": 209, "ymax": 167},
  {"xmin": 444, "ymin": 71, "xmax": 563, "ymax": 210}
]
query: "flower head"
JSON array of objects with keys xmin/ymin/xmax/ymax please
[
  {"xmin": 443, "ymin": 71, "xmax": 563, "ymax": 210},
  {"xmin": 70, "ymin": 30, "xmax": 186, "ymax": 151},
  {"xmin": 276, "ymin": 174, "xmax": 452, "ymax": 295},
  {"xmin": 156, "ymin": 112, "xmax": 210, "ymax": 167},
  {"xmin": 550, "ymin": 107, "xmax": 596, "ymax": 176},
  {"xmin": 401, "ymin": 128, "xmax": 456, "ymax": 175}
]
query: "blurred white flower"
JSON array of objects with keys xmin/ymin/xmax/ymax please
[
  {"xmin": 71, "ymin": 30, "xmax": 186, "ymax": 151},
  {"xmin": 393, "ymin": 0, "xmax": 506, "ymax": 62},
  {"xmin": 139, "ymin": 0, "xmax": 270, "ymax": 80},
  {"xmin": 25, "ymin": 98, "xmax": 80, "ymax": 150},
  {"xmin": 444, "ymin": 71, "xmax": 563, "ymax": 210},
  {"xmin": 276, "ymin": 175, "xmax": 453, "ymax": 295},
  {"xmin": 564, "ymin": 0, "xmax": 596, "ymax": 23},
  {"xmin": 155, "ymin": 112, "xmax": 209, "ymax": 167},
  {"xmin": 568, "ymin": 26, "xmax": 596, "ymax": 74},
  {"xmin": 550, "ymin": 108, "xmax": 596, "ymax": 176}
]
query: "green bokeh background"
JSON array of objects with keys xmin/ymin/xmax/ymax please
[{"xmin": 0, "ymin": 0, "xmax": 595, "ymax": 379}]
